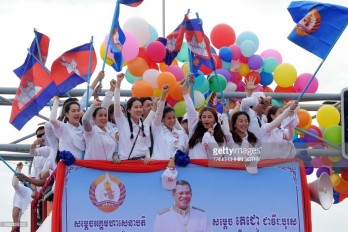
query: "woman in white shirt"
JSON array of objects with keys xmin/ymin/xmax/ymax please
[
  {"xmin": 50, "ymin": 96, "xmax": 85, "ymax": 160},
  {"xmin": 261, "ymin": 101, "xmax": 300, "ymax": 159},
  {"xmin": 82, "ymin": 98, "xmax": 116, "ymax": 161},
  {"xmin": 180, "ymin": 79, "xmax": 231, "ymax": 159},
  {"xmin": 151, "ymin": 85, "xmax": 188, "ymax": 160},
  {"xmin": 113, "ymin": 73, "xmax": 151, "ymax": 163}
]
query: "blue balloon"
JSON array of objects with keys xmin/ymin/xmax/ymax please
[
  {"xmin": 236, "ymin": 31, "xmax": 259, "ymax": 49},
  {"xmin": 293, "ymin": 138, "xmax": 307, "ymax": 149},
  {"xmin": 218, "ymin": 46, "xmax": 233, "ymax": 62},
  {"xmin": 260, "ymin": 71, "xmax": 273, "ymax": 86}
]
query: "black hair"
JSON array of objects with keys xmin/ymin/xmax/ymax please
[
  {"xmin": 140, "ymin": 97, "xmax": 152, "ymax": 104},
  {"xmin": 230, "ymin": 111, "xmax": 258, "ymax": 145},
  {"xmin": 35, "ymin": 126, "xmax": 44, "ymax": 135},
  {"xmin": 177, "ymin": 116, "xmax": 183, "ymax": 124},
  {"xmin": 266, "ymin": 106, "xmax": 281, "ymax": 123},
  {"xmin": 63, "ymin": 101, "xmax": 81, "ymax": 123},
  {"xmin": 92, "ymin": 106, "xmax": 106, "ymax": 118},
  {"xmin": 57, "ymin": 97, "xmax": 79, "ymax": 121},
  {"xmin": 162, "ymin": 106, "xmax": 175, "ymax": 119},
  {"xmin": 188, "ymin": 107, "xmax": 225, "ymax": 149},
  {"xmin": 172, "ymin": 180, "xmax": 192, "ymax": 193},
  {"xmin": 126, "ymin": 97, "xmax": 145, "ymax": 139}
]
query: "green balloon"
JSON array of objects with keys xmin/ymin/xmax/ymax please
[
  {"xmin": 125, "ymin": 69, "xmax": 139, "ymax": 84},
  {"xmin": 177, "ymin": 42, "xmax": 189, "ymax": 62},
  {"xmin": 323, "ymin": 125, "xmax": 341, "ymax": 145},
  {"xmin": 208, "ymin": 74, "xmax": 227, "ymax": 93},
  {"xmin": 271, "ymin": 99, "xmax": 285, "ymax": 107},
  {"xmin": 173, "ymin": 100, "xmax": 187, "ymax": 117},
  {"xmin": 193, "ymin": 74, "xmax": 209, "ymax": 94}
]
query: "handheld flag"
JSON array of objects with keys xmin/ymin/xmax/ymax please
[
  {"xmin": 13, "ymin": 30, "xmax": 50, "ymax": 78},
  {"xmin": 185, "ymin": 17, "xmax": 215, "ymax": 72},
  {"xmin": 288, "ymin": 1, "xmax": 348, "ymax": 59},
  {"xmin": 10, "ymin": 53, "xmax": 57, "ymax": 130},
  {"xmin": 119, "ymin": 0, "xmax": 144, "ymax": 7},
  {"xmin": 159, "ymin": 15, "xmax": 187, "ymax": 65},
  {"xmin": 50, "ymin": 43, "xmax": 97, "ymax": 95}
]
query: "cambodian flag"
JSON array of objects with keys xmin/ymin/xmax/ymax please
[
  {"xmin": 185, "ymin": 18, "xmax": 215, "ymax": 71},
  {"xmin": 10, "ymin": 54, "xmax": 57, "ymax": 130},
  {"xmin": 13, "ymin": 30, "xmax": 50, "ymax": 78},
  {"xmin": 119, "ymin": 0, "xmax": 144, "ymax": 7},
  {"xmin": 159, "ymin": 15, "xmax": 187, "ymax": 65},
  {"xmin": 50, "ymin": 43, "xmax": 97, "ymax": 95},
  {"xmin": 288, "ymin": 1, "xmax": 348, "ymax": 59}
]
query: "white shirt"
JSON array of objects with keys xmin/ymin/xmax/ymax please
[
  {"xmin": 12, "ymin": 168, "xmax": 32, "ymax": 218},
  {"xmin": 31, "ymin": 156, "xmax": 47, "ymax": 179},
  {"xmin": 84, "ymin": 125, "xmax": 115, "ymax": 161},
  {"xmin": 114, "ymin": 88, "xmax": 151, "ymax": 160},
  {"xmin": 151, "ymin": 101, "xmax": 188, "ymax": 160},
  {"xmin": 154, "ymin": 206, "xmax": 212, "ymax": 232}
]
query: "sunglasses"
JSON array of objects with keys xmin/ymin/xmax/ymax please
[{"xmin": 36, "ymin": 133, "xmax": 45, "ymax": 138}]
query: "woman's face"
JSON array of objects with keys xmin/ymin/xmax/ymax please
[
  {"xmin": 93, "ymin": 108, "xmax": 108, "ymax": 129},
  {"xmin": 234, "ymin": 114, "xmax": 249, "ymax": 135},
  {"xmin": 163, "ymin": 111, "xmax": 176, "ymax": 130},
  {"xmin": 200, "ymin": 110, "xmax": 216, "ymax": 129},
  {"xmin": 271, "ymin": 108, "xmax": 284, "ymax": 121},
  {"xmin": 66, "ymin": 103, "xmax": 81, "ymax": 126},
  {"xmin": 142, "ymin": 99, "xmax": 153, "ymax": 118},
  {"xmin": 128, "ymin": 100, "xmax": 143, "ymax": 121}
]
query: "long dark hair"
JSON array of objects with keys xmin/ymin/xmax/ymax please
[
  {"xmin": 126, "ymin": 97, "xmax": 145, "ymax": 139},
  {"xmin": 188, "ymin": 107, "xmax": 224, "ymax": 149},
  {"xmin": 266, "ymin": 106, "xmax": 281, "ymax": 123},
  {"xmin": 231, "ymin": 111, "xmax": 258, "ymax": 145}
]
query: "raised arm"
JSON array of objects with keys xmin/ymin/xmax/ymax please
[
  {"xmin": 49, "ymin": 96, "xmax": 60, "ymax": 129},
  {"xmin": 113, "ymin": 73, "xmax": 125, "ymax": 118},
  {"xmin": 82, "ymin": 98, "xmax": 102, "ymax": 132},
  {"xmin": 180, "ymin": 79, "xmax": 198, "ymax": 136},
  {"xmin": 79, "ymin": 71, "xmax": 105, "ymax": 111},
  {"xmin": 153, "ymin": 85, "xmax": 169, "ymax": 127},
  {"xmin": 101, "ymin": 79, "xmax": 116, "ymax": 109}
]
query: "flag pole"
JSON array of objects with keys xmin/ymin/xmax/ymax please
[
  {"xmin": 0, "ymin": 156, "xmax": 33, "ymax": 190},
  {"xmin": 85, "ymin": 36, "xmax": 94, "ymax": 111},
  {"xmin": 102, "ymin": 0, "xmax": 120, "ymax": 77},
  {"xmin": 33, "ymin": 28, "xmax": 43, "ymax": 63},
  {"xmin": 162, "ymin": 0, "xmax": 165, "ymax": 37},
  {"xmin": 297, "ymin": 24, "xmax": 348, "ymax": 102},
  {"xmin": 27, "ymin": 49, "xmax": 50, "ymax": 75}
]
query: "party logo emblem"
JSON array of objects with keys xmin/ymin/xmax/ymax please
[
  {"xmin": 89, "ymin": 173, "xmax": 126, "ymax": 213},
  {"xmin": 296, "ymin": 8, "xmax": 321, "ymax": 36}
]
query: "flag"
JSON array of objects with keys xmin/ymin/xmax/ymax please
[
  {"xmin": 158, "ymin": 16, "xmax": 187, "ymax": 65},
  {"xmin": 109, "ymin": 1, "xmax": 126, "ymax": 71},
  {"xmin": 13, "ymin": 31, "xmax": 50, "ymax": 78},
  {"xmin": 185, "ymin": 17, "xmax": 215, "ymax": 72},
  {"xmin": 119, "ymin": 0, "xmax": 144, "ymax": 7},
  {"xmin": 50, "ymin": 43, "xmax": 97, "ymax": 95},
  {"xmin": 10, "ymin": 54, "xmax": 57, "ymax": 130},
  {"xmin": 287, "ymin": 1, "xmax": 348, "ymax": 59}
]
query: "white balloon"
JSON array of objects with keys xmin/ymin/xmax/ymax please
[
  {"xmin": 193, "ymin": 91, "xmax": 205, "ymax": 109},
  {"xmin": 143, "ymin": 69, "xmax": 160, "ymax": 88},
  {"xmin": 123, "ymin": 17, "xmax": 151, "ymax": 47},
  {"xmin": 223, "ymin": 82, "xmax": 237, "ymax": 95}
]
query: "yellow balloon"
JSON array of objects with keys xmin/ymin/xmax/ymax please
[
  {"xmin": 238, "ymin": 63, "xmax": 250, "ymax": 76},
  {"xmin": 330, "ymin": 173, "xmax": 342, "ymax": 188},
  {"xmin": 316, "ymin": 105, "xmax": 340, "ymax": 129},
  {"xmin": 328, "ymin": 155, "xmax": 342, "ymax": 163},
  {"xmin": 153, "ymin": 88, "xmax": 161, "ymax": 98},
  {"xmin": 181, "ymin": 62, "xmax": 190, "ymax": 78},
  {"xmin": 274, "ymin": 63, "xmax": 297, "ymax": 87},
  {"xmin": 100, "ymin": 42, "xmax": 115, "ymax": 66}
]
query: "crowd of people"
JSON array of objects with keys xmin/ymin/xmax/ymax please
[{"xmin": 11, "ymin": 71, "xmax": 300, "ymax": 231}]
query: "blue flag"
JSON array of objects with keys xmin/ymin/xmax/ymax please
[
  {"xmin": 288, "ymin": 1, "xmax": 348, "ymax": 59},
  {"xmin": 119, "ymin": 0, "xmax": 143, "ymax": 7},
  {"xmin": 13, "ymin": 31, "xmax": 50, "ymax": 78}
]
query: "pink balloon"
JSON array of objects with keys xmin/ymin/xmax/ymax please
[
  {"xmin": 166, "ymin": 65, "xmax": 184, "ymax": 81},
  {"xmin": 294, "ymin": 73, "xmax": 319, "ymax": 93},
  {"xmin": 122, "ymin": 31, "xmax": 139, "ymax": 62},
  {"xmin": 146, "ymin": 41, "xmax": 166, "ymax": 62},
  {"xmin": 261, "ymin": 49, "xmax": 282, "ymax": 64},
  {"xmin": 229, "ymin": 44, "xmax": 241, "ymax": 60}
]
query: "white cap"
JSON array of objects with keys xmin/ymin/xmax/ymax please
[
  {"xmin": 251, "ymin": 92, "xmax": 265, "ymax": 98},
  {"xmin": 182, "ymin": 113, "xmax": 188, "ymax": 121},
  {"xmin": 161, "ymin": 167, "xmax": 178, "ymax": 190}
]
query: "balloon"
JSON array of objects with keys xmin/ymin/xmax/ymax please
[
  {"xmin": 125, "ymin": 69, "xmax": 140, "ymax": 84},
  {"xmin": 176, "ymin": 42, "xmax": 189, "ymax": 62},
  {"xmin": 236, "ymin": 31, "xmax": 259, "ymax": 49},
  {"xmin": 99, "ymin": 41, "xmax": 115, "ymax": 66},
  {"xmin": 173, "ymin": 101, "xmax": 186, "ymax": 117},
  {"xmin": 235, "ymin": 81, "xmax": 246, "ymax": 92},
  {"xmin": 305, "ymin": 167, "xmax": 314, "ymax": 175},
  {"xmin": 274, "ymin": 63, "xmax": 297, "ymax": 87},
  {"xmin": 132, "ymin": 80, "xmax": 153, "ymax": 98},
  {"xmin": 169, "ymin": 82, "xmax": 184, "ymax": 101},
  {"xmin": 261, "ymin": 49, "xmax": 282, "ymax": 64},
  {"xmin": 230, "ymin": 71, "xmax": 242, "ymax": 84},
  {"xmin": 248, "ymin": 54, "xmax": 263, "ymax": 70},
  {"xmin": 308, "ymin": 124, "xmax": 323, "ymax": 139},
  {"xmin": 148, "ymin": 24, "xmax": 158, "ymax": 44},
  {"xmin": 215, "ymin": 68, "xmax": 231, "ymax": 82},
  {"xmin": 181, "ymin": 62, "xmax": 190, "ymax": 78},
  {"xmin": 143, "ymin": 69, "xmax": 160, "ymax": 88},
  {"xmin": 221, "ymin": 60, "xmax": 231, "ymax": 70},
  {"xmin": 223, "ymin": 82, "xmax": 237, "ymax": 95},
  {"xmin": 193, "ymin": 91, "xmax": 205, "ymax": 109},
  {"xmin": 303, "ymin": 128, "xmax": 319, "ymax": 144},
  {"xmin": 245, "ymin": 71, "xmax": 261, "ymax": 85},
  {"xmin": 323, "ymin": 125, "xmax": 342, "ymax": 145},
  {"xmin": 317, "ymin": 105, "xmax": 340, "ymax": 129},
  {"xmin": 146, "ymin": 41, "xmax": 166, "ymax": 62},
  {"xmin": 193, "ymin": 74, "xmax": 209, "ymax": 94},
  {"xmin": 262, "ymin": 57, "xmax": 279, "ymax": 73},
  {"xmin": 229, "ymin": 45, "xmax": 241, "ymax": 60},
  {"xmin": 166, "ymin": 65, "xmax": 184, "ymax": 81},
  {"xmin": 157, "ymin": 72, "xmax": 176, "ymax": 89},
  {"xmin": 271, "ymin": 99, "xmax": 285, "ymax": 107},
  {"xmin": 316, "ymin": 167, "xmax": 330, "ymax": 178},
  {"xmin": 230, "ymin": 60, "xmax": 241, "ymax": 72},
  {"xmin": 137, "ymin": 47, "xmax": 151, "ymax": 64},
  {"xmin": 274, "ymin": 85, "xmax": 296, "ymax": 93},
  {"xmin": 123, "ymin": 17, "xmax": 150, "ymax": 47},
  {"xmin": 293, "ymin": 138, "xmax": 307, "ymax": 149},
  {"xmin": 260, "ymin": 71, "xmax": 273, "ymax": 86},
  {"xmin": 218, "ymin": 46, "xmax": 233, "ymax": 62},
  {"xmin": 239, "ymin": 54, "xmax": 249, "ymax": 63},
  {"xmin": 122, "ymin": 31, "xmax": 139, "ymax": 62},
  {"xmin": 209, "ymin": 74, "xmax": 227, "ymax": 93},
  {"xmin": 262, "ymin": 86, "xmax": 273, "ymax": 92},
  {"xmin": 238, "ymin": 63, "xmax": 250, "ymax": 76},
  {"xmin": 240, "ymin": 40, "xmax": 257, "ymax": 57},
  {"xmin": 127, "ymin": 57, "xmax": 149, "ymax": 77},
  {"xmin": 297, "ymin": 109, "xmax": 311, "ymax": 128},
  {"xmin": 159, "ymin": 59, "xmax": 178, "ymax": 72},
  {"xmin": 210, "ymin": 24, "xmax": 236, "ymax": 48},
  {"xmin": 294, "ymin": 73, "xmax": 319, "ymax": 93}
]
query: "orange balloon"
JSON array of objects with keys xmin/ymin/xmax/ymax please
[
  {"xmin": 132, "ymin": 80, "xmax": 153, "ymax": 98},
  {"xmin": 127, "ymin": 57, "xmax": 149, "ymax": 77},
  {"xmin": 334, "ymin": 177, "xmax": 348, "ymax": 193},
  {"xmin": 159, "ymin": 59, "xmax": 178, "ymax": 72},
  {"xmin": 157, "ymin": 72, "xmax": 176, "ymax": 89},
  {"xmin": 297, "ymin": 109, "xmax": 311, "ymax": 128},
  {"xmin": 169, "ymin": 82, "xmax": 184, "ymax": 101}
]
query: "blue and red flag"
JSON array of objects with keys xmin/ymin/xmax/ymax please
[
  {"xmin": 288, "ymin": 1, "xmax": 348, "ymax": 59},
  {"xmin": 10, "ymin": 54, "xmax": 57, "ymax": 130},
  {"xmin": 185, "ymin": 17, "xmax": 215, "ymax": 73},
  {"xmin": 13, "ymin": 31, "xmax": 50, "ymax": 78},
  {"xmin": 159, "ymin": 15, "xmax": 187, "ymax": 65},
  {"xmin": 119, "ymin": 0, "xmax": 144, "ymax": 7},
  {"xmin": 50, "ymin": 43, "xmax": 97, "ymax": 95}
]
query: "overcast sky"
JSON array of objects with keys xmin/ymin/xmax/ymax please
[{"xmin": 0, "ymin": 0, "xmax": 348, "ymax": 231}]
